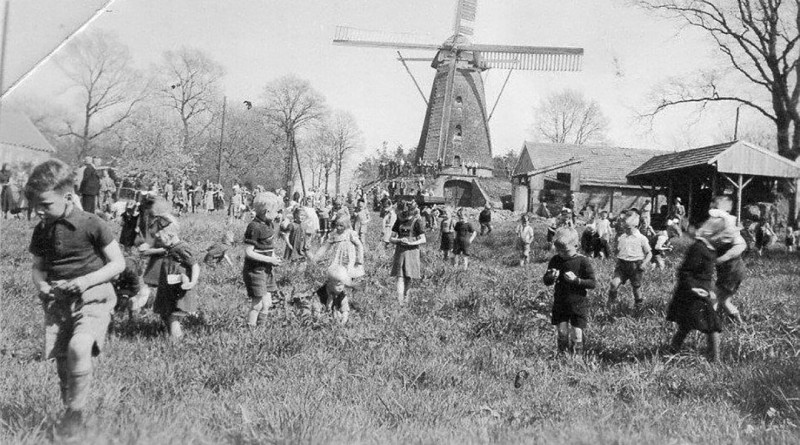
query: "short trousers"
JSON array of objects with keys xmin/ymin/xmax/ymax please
[
  {"xmin": 440, "ymin": 232, "xmax": 454, "ymax": 251},
  {"xmin": 243, "ymin": 268, "xmax": 277, "ymax": 298},
  {"xmin": 391, "ymin": 247, "xmax": 421, "ymax": 279},
  {"xmin": 551, "ymin": 297, "xmax": 588, "ymax": 329},
  {"xmin": 43, "ymin": 283, "xmax": 116, "ymax": 360},
  {"xmin": 518, "ymin": 240, "xmax": 531, "ymax": 258},
  {"xmin": 453, "ymin": 238, "xmax": 471, "ymax": 256},
  {"xmin": 614, "ymin": 259, "xmax": 644, "ymax": 288}
]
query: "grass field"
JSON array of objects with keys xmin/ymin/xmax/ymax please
[{"xmin": 2, "ymin": 212, "xmax": 800, "ymax": 444}]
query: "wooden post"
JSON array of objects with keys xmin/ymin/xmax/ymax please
[
  {"xmin": 687, "ymin": 177, "xmax": 693, "ymax": 225},
  {"xmin": 736, "ymin": 174, "xmax": 743, "ymax": 224}
]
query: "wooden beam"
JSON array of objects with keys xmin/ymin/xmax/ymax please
[{"xmin": 687, "ymin": 177, "xmax": 693, "ymax": 224}]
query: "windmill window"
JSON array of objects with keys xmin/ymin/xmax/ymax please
[
  {"xmin": 455, "ymin": 125, "xmax": 462, "ymax": 136},
  {"xmin": 455, "ymin": 96, "xmax": 463, "ymax": 105}
]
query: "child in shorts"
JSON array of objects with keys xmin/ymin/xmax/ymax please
[
  {"xmin": 243, "ymin": 192, "xmax": 283, "ymax": 327},
  {"xmin": 516, "ymin": 213, "xmax": 534, "ymax": 266},
  {"xmin": 452, "ymin": 208, "xmax": 476, "ymax": 270},
  {"xmin": 543, "ymin": 227, "xmax": 596, "ymax": 354},
  {"xmin": 440, "ymin": 207, "xmax": 455, "ymax": 261},
  {"xmin": 608, "ymin": 212, "xmax": 652, "ymax": 309},
  {"xmin": 25, "ymin": 159, "xmax": 126, "ymax": 432},
  {"xmin": 204, "ymin": 231, "xmax": 234, "ymax": 266},
  {"xmin": 151, "ymin": 215, "xmax": 200, "ymax": 339},
  {"xmin": 298, "ymin": 265, "xmax": 352, "ymax": 325}
]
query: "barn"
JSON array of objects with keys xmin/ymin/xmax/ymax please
[
  {"xmin": 511, "ymin": 142, "xmax": 670, "ymax": 216},
  {"xmin": 0, "ymin": 110, "xmax": 56, "ymax": 166}
]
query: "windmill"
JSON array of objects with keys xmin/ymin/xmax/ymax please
[{"xmin": 333, "ymin": 0, "xmax": 584, "ymax": 178}]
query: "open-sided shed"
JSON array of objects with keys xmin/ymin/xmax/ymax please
[{"xmin": 627, "ymin": 140, "xmax": 800, "ymax": 224}]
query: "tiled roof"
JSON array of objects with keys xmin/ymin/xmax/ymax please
[
  {"xmin": 0, "ymin": 110, "xmax": 56, "ymax": 153},
  {"xmin": 520, "ymin": 142, "xmax": 671, "ymax": 186},
  {"xmin": 627, "ymin": 141, "xmax": 735, "ymax": 178}
]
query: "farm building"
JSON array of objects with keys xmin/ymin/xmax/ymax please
[
  {"xmin": 627, "ymin": 140, "xmax": 800, "ymax": 225},
  {"xmin": 0, "ymin": 110, "xmax": 55, "ymax": 166},
  {"xmin": 511, "ymin": 142, "xmax": 670, "ymax": 216}
]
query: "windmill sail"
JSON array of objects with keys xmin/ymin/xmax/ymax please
[
  {"xmin": 464, "ymin": 44, "xmax": 584, "ymax": 71},
  {"xmin": 333, "ymin": 26, "xmax": 439, "ymax": 50},
  {"xmin": 453, "ymin": 0, "xmax": 478, "ymax": 36}
]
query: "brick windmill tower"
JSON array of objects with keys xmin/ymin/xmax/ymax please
[{"xmin": 334, "ymin": 0, "xmax": 583, "ymax": 200}]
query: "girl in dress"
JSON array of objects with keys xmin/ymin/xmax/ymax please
[
  {"xmin": 314, "ymin": 218, "xmax": 365, "ymax": 280},
  {"xmin": 666, "ymin": 214, "xmax": 729, "ymax": 362},
  {"xmin": 390, "ymin": 200, "xmax": 426, "ymax": 304}
]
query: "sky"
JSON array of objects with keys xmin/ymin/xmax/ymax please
[{"xmin": 1, "ymin": 0, "xmax": 767, "ymax": 158}]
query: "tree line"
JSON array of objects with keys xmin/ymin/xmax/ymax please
[{"xmin": 11, "ymin": 30, "xmax": 362, "ymax": 194}]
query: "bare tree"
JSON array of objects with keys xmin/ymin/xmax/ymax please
[
  {"xmin": 305, "ymin": 122, "xmax": 338, "ymax": 194},
  {"xmin": 327, "ymin": 110, "xmax": 362, "ymax": 194},
  {"xmin": 214, "ymin": 105, "xmax": 283, "ymax": 189},
  {"xmin": 638, "ymin": 0, "xmax": 800, "ymax": 160},
  {"xmin": 532, "ymin": 89, "xmax": 608, "ymax": 145},
  {"xmin": 155, "ymin": 47, "xmax": 225, "ymax": 153},
  {"xmin": 56, "ymin": 30, "xmax": 146, "ymax": 159},
  {"xmin": 108, "ymin": 104, "xmax": 192, "ymax": 184},
  {"xmin": 262, "ymin": 75, "xmax": 327, "ymax": 193}
]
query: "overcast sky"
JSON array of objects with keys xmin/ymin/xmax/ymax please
[{"xmin": 2, "ymin": 0, "xmax": 765, "ymax": 157}]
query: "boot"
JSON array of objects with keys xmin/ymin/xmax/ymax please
[
  {"xmin": 57, "ymin": 409, "xmax": 84, "ymax": 437},
  {"xmin": 707, "ymin": 333, "xmax": 721, "ymax": 363},
  {"xmin": 669, "ymin": 328, "xmax": 688, "ymax": 354},
  {"xmin": 557, "ymin": 334, "xmax": 570, "ymax": 353}
]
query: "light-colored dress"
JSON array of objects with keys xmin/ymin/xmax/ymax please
[{"xmin": 316, "ymin": 228, "xmax": 364, "ymax": 279}]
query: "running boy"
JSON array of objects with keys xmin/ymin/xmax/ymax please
[
  {"xmin": 243, "ymin": 192, "xmax": 283, "ymax": 327},
  {"xmin": 25, "ymin": 159, "xmax": 126, "ymax": 431},
  {"xmin": 543, "ymin": 227, "xmax": 596, "ymax": 354},
  {"xmin": 608, "ymin": 212, "xmax": 652, "ymax": 309}
]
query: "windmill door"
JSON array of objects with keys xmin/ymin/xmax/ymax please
[{"xmin": 444, "ymin": 179, "xmax": 473, "ymax": 207}]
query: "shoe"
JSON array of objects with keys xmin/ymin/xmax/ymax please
[
  {"xmin": 572, "ymin": 341, "xmax": 584, "ymax": 356},
  {"xmin": 514, "ymin": 370, "xmax": 529, "ymax": 388},
  {"xmin": 57, "ymin": 409, "xmax": 84, "ymax": 437}
]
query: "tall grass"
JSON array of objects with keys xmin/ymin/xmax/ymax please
[{"xmin": 1, "ymin": 212, "xmax": 800, "ymax": 444}]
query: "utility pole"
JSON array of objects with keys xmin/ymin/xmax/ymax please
[
  {"xmin": 216, "ymin": 96, "xmax": 227, "ymax": 184},
  {"xmin": 292, "ymin": 131, "xmax": 306, "ymax": 196}
]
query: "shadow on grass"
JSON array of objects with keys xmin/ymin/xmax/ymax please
[
  {"xmin": 732, "ymin": 361, "xmax": 800, "ymax": 425},
  {"xmin": 110, "ymin": 315, "xmax": 165, "ymax": 339}
]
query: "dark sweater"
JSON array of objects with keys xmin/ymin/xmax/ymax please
[{"xmin": 543, "ymin": 254, "xmax": 596, "ymax": 300}]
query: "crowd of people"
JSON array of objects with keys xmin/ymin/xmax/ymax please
[{"xmin": 12, "ymin": 154, "xmax": 800, "ymax": 434}]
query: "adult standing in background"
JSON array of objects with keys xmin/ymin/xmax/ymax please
[
  {"xmin": 79, "ymin": 156, "xmax": 100, "ymax": 213},
  {"xmin": 0, "ymin": 163, "xmax": 13, "ymax": 218}
]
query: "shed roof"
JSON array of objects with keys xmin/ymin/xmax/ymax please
[
  {"xmin": 515, "ymin": 142, "xmax": 670, "ymax": 187},
  {"xmin": 627, "ymin": 140, "xmax": 800, "ymax": 181},
  {"xmin": 0, "ymin": 110, "xmax": 56, "ymax": 154}
]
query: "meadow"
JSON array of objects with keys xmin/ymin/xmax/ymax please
[{"xmin": 2, "ymin": 211, "xmax": 800, "ymax": 444}]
